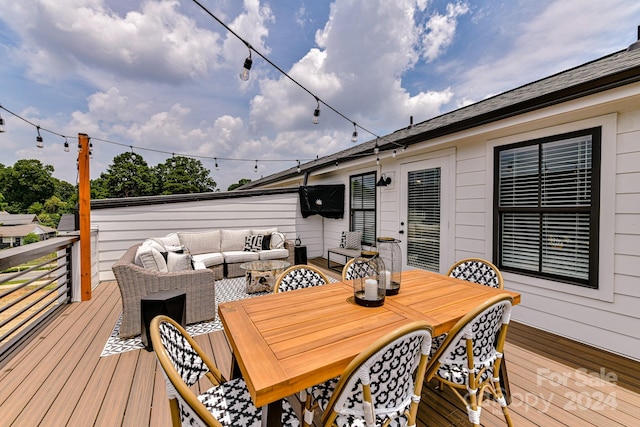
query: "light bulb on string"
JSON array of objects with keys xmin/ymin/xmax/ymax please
[
  {"xmin": 0, "ymin": 112, "xmax": 5, "ymax": 133},
  {"xmin": 240, "ymin": 46, "xmax": 252, "ymax": 81},
  {"xmin": 64, "ymin": 137, "xmax": 70, "ymax": 152},
  {"xmin": 254, "ymin": 160, "xmax": 258, "ymax": 173},
  {"xmin": 351, "ymin": 122, "xmax": 358, "ymax": 143},
  {"xmin": 392, "ymin": 149, "xmax": 397, "ymax": 158},
  {"xmin": 215, "ymin": 157, "xmax": 219, "ymax": 171},
  {"xmin": 312, "ymin": 98, "xmax": 320, "ymax": 124},
  {"xmin": 296, "ymin": 160, "xmax": 301, "ymax": 173},
  {"xmin": 171, "ymin": 153, "xmax": 176, "ymax": 167},
  {"xmin": 89, "ymin": 142, "xmax": 93, "ymax": 159},
  {"xmin": 36, "ymin": 126, "xmax": 43, "ymax": 148}
]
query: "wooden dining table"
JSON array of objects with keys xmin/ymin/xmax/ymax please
[{"xmin": 218, "ymin": 269, "xmax": 521, "ymax": 427}]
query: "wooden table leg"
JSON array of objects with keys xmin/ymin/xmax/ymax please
[{"xmin": 262, "ymin": 401, "xmax": 282, "ymax": 427}]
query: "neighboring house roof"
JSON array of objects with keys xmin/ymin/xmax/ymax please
[
  {"xmin": 0, "ymin": 213, "xmax": 39, "ymax": 226},
  {"xmin": 0, "ymin": 224, "xmax": 57, "ymax": 238},
  {"xmin": 57, "ymin": 214, "xmax": 77, "ymax": 232},
  {"xmin": 241, "ymin": 47, "xmax": 640, "ymax": 189}
]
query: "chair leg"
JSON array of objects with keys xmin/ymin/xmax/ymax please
[
  {"xmin": 301, "ymin": 389, "xmax": 317, "ymax": 427},
  {"xmin": 168, "ymin": 398, "xmax": 182, "ymax": 427}
]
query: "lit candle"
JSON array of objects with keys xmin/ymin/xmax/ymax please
[
  {"xmin": 383, "ymin": 270, "xmax": 391, "ymax": 289},
  {"xmin": 364, "ymin": 278, "xmax": 377, "ymax": 300}
]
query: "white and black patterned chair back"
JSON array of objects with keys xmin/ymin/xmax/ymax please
[
  {"xmin": 342, "ymin": 258, "xmax": 377, "ymax": 281},
  {"xmin": 433, "ymin": 297, "xmax": 512, "ymax": 386},
  {"xmin": 156, "ymin": 319, "xmax": 213, "ymax": 427},
  {"xmin": 447, "ymin": 258, "xmax": 503, "ymax": 289},
  {"xmin": 275, "ymin": 265, "xmax": 329, "ymax": 293},
  {"xmin": 326, "ymin": 322, "xmax": 432, "ymax": 427}
]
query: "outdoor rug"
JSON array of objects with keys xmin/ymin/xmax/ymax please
[
  {"xmin": 101, "ymin": 275, "xmax": 339, "ymax": 356},
  {"xmin": 101, "ymin": 276, "xmax": 266, "ymax": 356}
]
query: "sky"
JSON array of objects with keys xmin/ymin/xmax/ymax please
[{"xmin": 1, "ymin": 0, "xmax": 640, "ymax": 191}]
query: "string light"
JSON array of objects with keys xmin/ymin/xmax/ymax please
[
  {"xmin": 64, "ymin": 137, "xmax": 70, "ymax": 152},
  {"xmin": 392, "ymin": 149, "xmax": 397, "ymax": 158},
  {"xmin": 296, "ymin": 160, "xmax": 301, "ymax": 173},
  {"xmin": 171, "ymin": 153, "xmax": 176, "ymax": 167},
  {"xmin": 239, "ymin": 44, "xmax": 252, "ymax": 81},
  {"xmin": 215, "ymin": 157, "xmax": 219, "ymax": 170},
  {"xmin": 312, "ymin": 98, "xmax": 320, "ymax": 124},
  {"xmin": 0, "ymin": 111, "xmax": 5, "ymax": 133},
  {"xmin": 351, "ymin": 122, "xmax": 358, "ymax": 143},
  {"xmin": 254, "ymin": 160, "xmax": 258, "ymax": 172},
  {"xmin": 36, "ymin": 126, "xmax": 43, "ymax": 148}
]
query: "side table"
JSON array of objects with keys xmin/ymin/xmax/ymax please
[
  {"xmin": 294, "ymin": 245, "xmax": 307, "ymax": 265},
  {"xmin": 141, "ymin": 289, "xmax": 186, "ymax": 351}
]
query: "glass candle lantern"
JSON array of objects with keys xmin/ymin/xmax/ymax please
[
  {"xmin": 352, "ymin": 251, "xmax": 386, "ymax": 307},
  {"xmin": 376, "ymin": 237, "xmax": 402, "ymax": 295}
]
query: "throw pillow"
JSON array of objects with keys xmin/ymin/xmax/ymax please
[
  {"xmin": 339, "ymin": 231, "xmax": 347, "ymax": 248},
  {"xmin": 244, "ymin": 234, "xmax": 263, "ymax": 252},
  {"xmin": 166, "ymin": 252, "xmax": 193, "ymax": 272},
  {"xmin": 261, "ymin": 233, "xmax": 272, "ymax": 250},
  {"xmin": 344, "ymin": 231, "xmax": 362, "ymax": 250},
  {"xmin": 135, "ymin": 246, "xmax": 168, "ymax": 272},
  {"xmin": 270, "ymin": 232, "xmax": 286, "ymax": 249}
]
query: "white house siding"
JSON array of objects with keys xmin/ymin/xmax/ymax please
[{"xmin": 92, "ymin": 192, "xmax": 299, "ymax": 281}]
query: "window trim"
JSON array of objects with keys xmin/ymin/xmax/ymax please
[
  {"xmin": 349, "ymin": 172, "xmax": 377, "ymax": 246},
  {"xmin": 492, "ymin": 127, "xmax": 602, "ymax": 288}
]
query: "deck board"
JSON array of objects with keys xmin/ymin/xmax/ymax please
[{"xmin": 0, "ymin": 261, "xmax": 639, "ymax": 427}]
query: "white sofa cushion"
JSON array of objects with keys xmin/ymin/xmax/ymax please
[
  {"xmin": 259, "ymin": 248, "xmax": 290, "ymax": 260},
  {"xmin": 270, "ymin": 232, "xmax": 286, "ymax": 249},
  {"xmin": 178, "ymin": 230, "xmax": 221, "ymax": 255},
  {"xmin": 166, "ymin": 252, "xmax": 193, "ymax": 272},
  {"xmin": 221, "ymin": 229, "xmax": 251, "ymax": 252},
  {"xmin": 191, "ymin": 252, "xmax": 224, "ymax": 268},
  {"xmin": 222, "ymin": 250, "xmax": 260, "ymax": 263},
  {"xmin": 135, "ymin": 245, "xmax": 168, "ymax": 272},
  {"xmin": 154, "ymin": 232, "xmax": 181, "ymax": 248},
  {"xmin": 142, "ymin": 238, "xmax": 165, "ymax": 253}
]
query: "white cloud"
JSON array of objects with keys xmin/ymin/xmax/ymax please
[{"xmin": 421, "ymin": 2, "xmax": 470, "ymax": 62}]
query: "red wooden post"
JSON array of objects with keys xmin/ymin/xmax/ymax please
[{"xmin": 78, "ymin": 133, "xmax": 92, "ymax": 301}]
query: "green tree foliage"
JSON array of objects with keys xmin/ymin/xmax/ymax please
[
  {"xmin": 154, "ymin": 156, "xmax": 217, "ymax": 195},
  {"xmin": 100, "ymin": 152, "xmax": 155, "ymax": 198},
  {"xmin": 22, "ymin": 232, "xmax": 40, "ymax": 245},
  {"xmin": 227, "ymin": 178, "xmax": 251, "ymax": 191},
  {"xmin": 0, "ymin": 159, "xmax": 56, "ymax": 212}
]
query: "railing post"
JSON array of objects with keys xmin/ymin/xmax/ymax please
[{"xmin": 78, "ymin": 133, "xmax": 92, "ymax": 301}]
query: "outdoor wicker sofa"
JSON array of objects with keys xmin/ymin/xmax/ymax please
[{"xmin": 111, "ymin": 244, "xmax": 217, "ymax": 338}]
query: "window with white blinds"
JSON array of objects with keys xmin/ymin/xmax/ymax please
[
  {"xmin": 350, "ymin": 173, "xmax": 376, "ymax": 246},
  {"xmin": 494, "ymin": 128, "xmax": 601, "ymax": 288},
  {"xmin": 406, "ymin": 168, "xmax": 441, "ymax": 271}
]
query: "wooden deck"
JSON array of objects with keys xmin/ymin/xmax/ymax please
[{"xmin": 1, "ymin": 261, "xmax": 639, "ymax": 426}]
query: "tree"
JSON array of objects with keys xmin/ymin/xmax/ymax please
[
  {"xmin": 100, "ymin": 152, "xmax": 155, "ymax": 198},
  {"xmin": 23, "ymin": 232, "xmax": 40, "ymax": 245},
  {"xmin": 227, "ymin": 178, "xmax": 251, "ymax": 191},
  {"xmin": 153, "ymin": 156, "xmax": 217, "ymax": 195},
  {"xmin": 0, "ymin": 159, "xmax": 55, "ymax": 212}
]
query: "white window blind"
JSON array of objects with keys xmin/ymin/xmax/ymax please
[
  {"xmin": 350, "ymin": 173, "xmax": 376, "ymax": 245},
  {"xmin": 496, "ymin": 130, "xmax": 597, "ymax": 287},
  {"xmin": 406, "ymin": 168, "xmax": 441, "ymax": 271}
]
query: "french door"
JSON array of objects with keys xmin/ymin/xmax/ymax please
[{"xmin": 399, "ymin": 157, "xmax": 452, "ymax": 273}]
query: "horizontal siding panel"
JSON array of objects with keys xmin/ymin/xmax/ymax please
[
  {"xmin": 616, "ymin": 193, "xmax": 640, "ymax": 214},
  {"xmin": 615, "ymin": 213, "xmax": 640, "ymax": 234},
  {"xmin": 455, "ymin": 199, "xmax": 485, "ymax": 213},
  {"xmin": 616, "ymin": 172, "xmax": 640, "ymax": 193},
  {"xmin": 615, "ymin": 254, "xmax": 640, "ymax": 277},
  {"xmin": 455, "ymin": 212, "xmax": 485, "ymax": 227},
  {"xmin": 455, "ymin": 184, "xmax": 485, "ymax": 200},
  {"xmin": 454, "ymin": 237, "xmax": 485, "ymax": 254},
  {"xmin": 512, "ymin": 304, "xmax": 640, "ymax": 361},
  {"xmin": 455, "ymin": 224, "xmax": 485, "ymax": 240},
  {"xmin": 456, "ymin": 170, "xmax": 485, "ymax": 187},
  {"xmin": 456, "ymin": 156, "xmax": 484, "ymax": 173},
  {"xmin": 616, "ymin": 274, "xmax": 640, "ymax": 297},
  {"xmin": 617, "ymin": 151, "xmax": 640, "ymax": 174},
  {"xmin": 614, "ymin": 234, "xmax": 640, "ymax": 256}
]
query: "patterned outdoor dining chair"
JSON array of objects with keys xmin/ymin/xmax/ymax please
[
  {"xmin": 274, "ymin": 264, "xmax": 330, "ymax": 293},
  {"xmin": 425, "ymin": 294, "xmax": 514, "ymax": 427},
  {"xmin": 446, "ymin": 258, "xmax": 504, "ymax": 289},
  {"xmin": 341, "ymin": 258, "xmax": 376, "ymax": 281},
  {"xmin": 302, "ymin": 321, "xmax": 432, "ymax": 427},
  {"xmin": 150, "ymin": 315, "xmax": 300, "ymax": 427}
]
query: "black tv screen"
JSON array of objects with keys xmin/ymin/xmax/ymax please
[{"xmin": 299, "ymin": 185, "xmax": 345, "ymax": 219}]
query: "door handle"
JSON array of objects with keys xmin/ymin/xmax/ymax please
[{"xmin": 398, "ymin": 230, "xmax": 404, "ymax": 234}]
